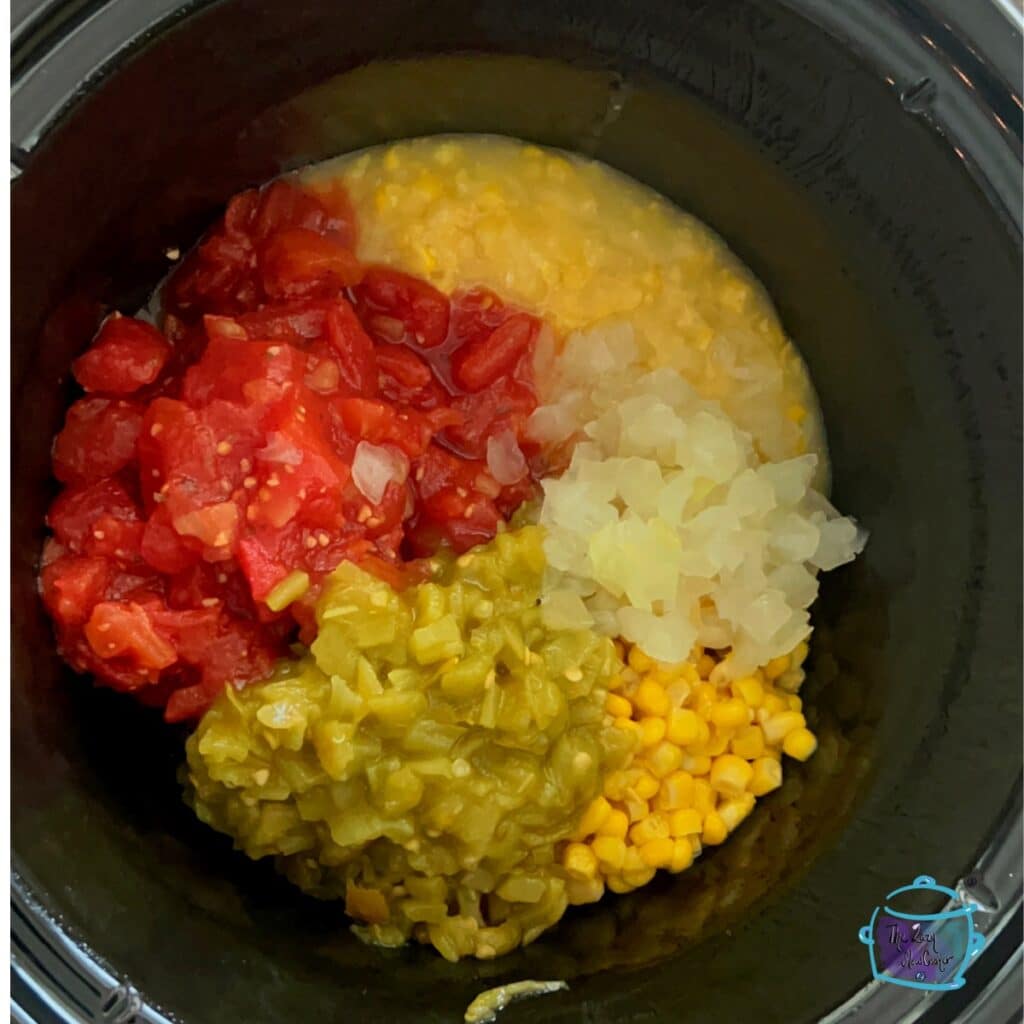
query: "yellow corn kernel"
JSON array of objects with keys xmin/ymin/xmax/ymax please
[
  {"xmin": 783, "ymin": 727, "xmax": 818, "ymax": 761},
  {"xmin": 605, "ymin": 692, "xmax": 633, "ymax": 718},
  {"xmin": 639, "ymin": 837, "xmax": 675, "ymax": 869},
  {"xmin": 566, "ymin": 877, "xmax": 605, "ymax": 906},
  {"xmin": 786, "ymin": 694, "xmax": 803, "ymax": 712},
  {"xmin": 623, "ymin": 867, "xmax": 657, "ymax": 888},
  {"xmin": 682, "ymin": 754, "xmax": 712, "ymax": 776},
  {"xmin": 702, "ymin": 810, "xmax": 728, "ymax": 846},
  {"xmin": 669, "ymin": 838, "xmax": 695, "ymax": 873},
  {"xmin": 668, "ymin": 808, "xmax": 703, "ymax": 837},
  {"xmin": 710, "ymin": 698, "xmax": 748, "ymax": 730},
  {"xmin": 791, "ymin": 641, "xmax": 809, "ymax": 667},
  {"xmin": 749, "ymin": 757, "xmax": 783, "ymax": 796},
  {"xmin": 656, "ymin": 770, "xmax": 695, "ymax": 811},
  {"xmin": 631, "ymin": 771, "xmax": 660, "ymax": 801},
  {"xmin": 692, "ymin": 779, "xmax": 716, "ymax": 815},
  {"xmin": 646, "ymin": 740, "xmax": 684, "ymax": 778},
  {"xmin": 656, "ymin": 660, "xmax": 686, "ymax": 681},
  {"xmin": 710, "ymin": 754, "xmax": 754, "ymax": 797},
  {"xmin": 763, "ymin": 711, "xmax": 806, "ymax": 746},
  {"xmin": 681, "ymin": 662, "xmax": 701, "ymax": 686},
  {"xmin": 562, "ymin": 842, "xmax": 599, "ymax": 880},
  {"xmin": 777, "ymin": 668, "xmax": 805, "ymax": 693},
  {"xmin": 624, "ymin": 796, "xmax": 649, "ymax": 823},
  {"xmin": 697, "ymin": 653, "xmax": 716, "ymax": 678},
  {"xmin": 634, "ymin": 679, "xmax": 670, "ymax": 717},
  {"xmin": 622, "ymin": 846, "xmax": 645, "ymax": 874},
  {"xmin": 762, "ymin": 694, "xmax": 787, "ymax": 716},
  {"xmin": 693, "ymin": 682, "xmax": 718, "ymax": 713},
  {"xmin": 666, "ymin": 708, "xmax": 702, "ymax": 746},
  {"xmin": 664, "ymin": 680, "xmax": 692, "ymax": 710},
  {"xmin": 597, "ymin": 808, "xmax": 630, "ymax": 839},
  {"xmin": 628, "ymin": 646, "xmax": 655, "ymax": 673},
  {"xmin": 719, "ymin": 793, "xmax": 756, "ymax": 832},
  {"xmin": 606, "ymin": 876, "xmax": 635, "ymax": 894},
  {"xmin": 689, "ymin": 835, "xmax": 704, "ymax": 857},
  {"xmin": 732, "ymin": 676, "xmax": 764, "ymax": 707},
  {"xmin": 591, "ymin": 836, "xmax": 627, "ymax": 870},
  {"xmin": 639, "ymin": 716, "xmax": 667, "ymax": 747},
  {"xmin": 730, "ymin": 724, "xmax": 766, "ymax": 760},
  {"xmin": 607, "ymin": 672, "xmax": 626, "ymax": 691},
  {"xmin": 698, "ymin": 728, "xmax": 731, "ymax": 758},
  {"xmin": 614, "ymin": 717, "xmax": 644, "ymax": 744},
  {"xmin": 575, "ymin": 795, "xmax": 612, "ymax": 838},
  {"xmin": 629, "ymin": 814, "xmax": 671, "ymax": 846},
  {"xmin": 763, "ymin": 654, "xmax": 790, "ymax": 680},
  {"xmin": 603, "ymin": 770, "xmax": 630, "ymax": 801}
]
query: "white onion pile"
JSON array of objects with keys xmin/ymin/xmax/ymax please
[{"xmin": 533, "ymin": 322, "xmax": 866, "ymax": 675}]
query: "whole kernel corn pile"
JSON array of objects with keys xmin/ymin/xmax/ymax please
[{"xmin": 559, "ymin": 641, "xmax": 815, "ymax": 902}]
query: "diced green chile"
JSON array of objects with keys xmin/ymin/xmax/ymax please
[{"xmin": 185, "ymin": 526, "xmax": 633, "ymax": 960}]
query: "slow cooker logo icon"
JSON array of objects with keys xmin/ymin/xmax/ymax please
[{"xmin": 859, "ymin": 875, "xmax": 986, "ymax": 991}]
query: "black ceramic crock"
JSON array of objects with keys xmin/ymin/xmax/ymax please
[{"xmin": 11, "ymin": 1, "xmax": 1023, "ymax": 1022}]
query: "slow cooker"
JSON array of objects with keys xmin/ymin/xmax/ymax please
[{"xmin": 12, "ymin": 1, "xmax": 1023, "ymax": 1021}]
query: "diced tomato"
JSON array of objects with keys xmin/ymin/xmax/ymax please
[
  {"xmin": 376, "ymin": 345, "xmax": 433, "ymax": 391},
  {"xmin": 165, "ymin": 229, "xmax": 257, "ymax": 318},
  {"xmin": 252, "ymin": 400, "xmax": 350, "ymax": 530},
  {"xmin": 304, "ymin": 346, "xmax": 343, "ymax": 395},
  {"xmin": 375, "ymin": 345, "xmax": 451, "ymax": 409},
  {"xmin": 163, "ymin": 618, "xmax": 278, "ymax": 722},
  {"xmin": 138, "ymin": 398, "xmax": 259, "ymax": 515},
  {"xmin": 451, "ymin": 286, "xmax": 510, "ymax": 345},
  {"xmin": 260, "ymin": 228, "xmax": 363, "ymax": 300},
  {"xmin": 443, "ymin": 378, "xmax": 537, "ymax": 459},
  {"xmin": 353, "ymin": 267, "xmax": 450, "ymax": 349},
  {"xmin": 169, "ymin": 499, "xmax": 240, "ymax": 552},
  {"xmin": 238, "ymin": 300, "xmax": 333, "ymax": 345},
  {"xmin": 141, "ymin": 505, "xmax": 202, "ymax": 574},
  {"xmin": 86, "ymin": 513, "xmax": 145, "ymax": 564},
  {"xmin": 164, "ymin": 684, "xmax": 213, "ymax": 723},
  {"xmin": 40, "ymin": 555, "xmax": 111, "ymax": 626},
  {"xmin": 52, "ymin": 398, "xmax": 143, "ymax": 485},
  {"xmin": 251, "ymin": 179, "xmax": 330, "ymax": 241},
  {"xmin": 73, "ymin": 315, "xmax": 170, "ymax": 395},
  {"xmin": 251, "ymin": 178, "xmax": 357, "ymax": 250},
  {"xmin": 183, "ymin": 334, "xmax": 304, "ymax": 410},
  {"xmin": 43, "ymin": 173, "xmax": 550, "ymax": 721},
  {"xmin": 408, "ymin": 485, "xmax": 501, "ymax": 557},
  {"xmin": 166, "ymin": 562, "xmax": 256, "ymax": 620},
  {"xmin": 223, "ymin": 187, "xmax": 261, "ymax": 236},
  {"xmin": 302, "ymin": 178, "xmax": 359, "ymax": 250},
  {"xmin": 451, "ymin": 313, "xmax": 537, "ymax": 392},
  {"xmin": 84, "ymin": 601, "xmax": 177, "ymax": 674},
  {"xmin": 47, "ymin": 479, "xmax": 142, "ymax": 554},
  {"xmin": 198, "ymin": 619, "xmax": 278, "ymax": 685},
  {"xmin": 236, "ymin": 533, "xmax": 289, "ymax": 601},
  {"xmin": 147, "ymin": 604, "xmax": 221, "ymax": 662},
  {"xmin": 325, "ymin": 301, "xmax": 377, "ymax": 395},
  {"xmin": 333, "ymin": 397, "xmax": 433, "ymax": 458}
]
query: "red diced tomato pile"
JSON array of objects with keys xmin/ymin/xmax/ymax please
[{"xmin": 41, "ymin": 177, "xmax": 547, "ymax": 722}]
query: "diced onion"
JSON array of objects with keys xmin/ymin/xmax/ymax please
[
  {"xmin": 486, "ymin": 430, "xmax": 528, "ymax": 486},
  {"xmin": 256, "ymin": 432, "xmax": 305, "ymax": 465},
  {"xmin": 353, "ymin": 441, "xmax": 409, "ymax": 505},
  {"xmin": 534, "ymin": 322, "xmax": 867, "ymax": 673}
]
